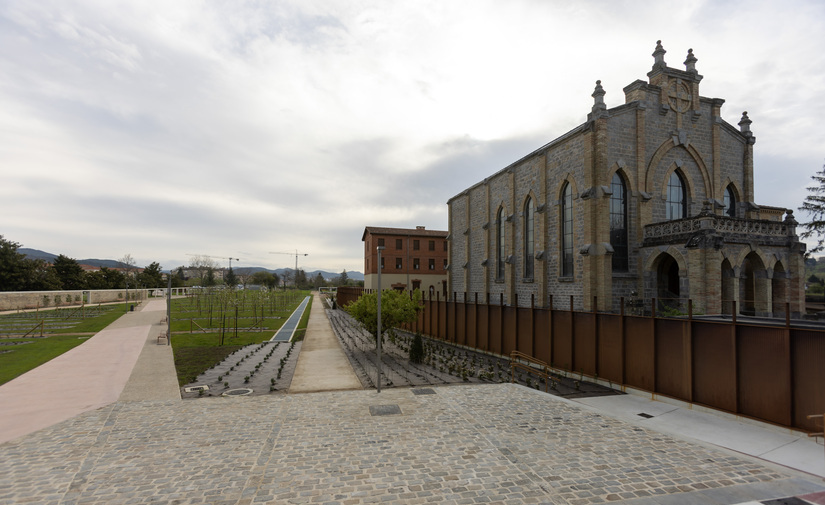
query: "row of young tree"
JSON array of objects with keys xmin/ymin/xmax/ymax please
[{"xmin": 0, "ymin": 235, "xmax": 163, "ymax": 292}]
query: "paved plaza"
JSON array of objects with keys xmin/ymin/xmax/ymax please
[
  {"xmin": 1, "ymin": 384, "xmax": 823, "ymax": 504},
  {"xmin": 1, "ymin": 293, "xmax": 824, "ymax": 504}
]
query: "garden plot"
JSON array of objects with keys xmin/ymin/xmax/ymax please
[
  {"xmin": 327, "ymin": 308, "xmax": 620, "ymax": 399},
  {"xmin": 180, "ymin": 340, "xmax": 301, "ymax": 398}
]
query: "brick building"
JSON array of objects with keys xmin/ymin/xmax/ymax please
[
  {"xmin": 362, "ymin": 226, "xmax": 448, "ymax": 297},
  {"xmin": 447, "ymin": 41, "xmax": 805, "ymax": 316}
]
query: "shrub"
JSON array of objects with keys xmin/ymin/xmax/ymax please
[{"xmin": 409, "ymin": 332, "xmax": 425, "ymax": 364}]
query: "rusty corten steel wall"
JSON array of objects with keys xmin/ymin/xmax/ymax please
[
  {"xmin": 792, "ymin": 329, "xmax": 825, "ymax": 431},
  {"xmin": 655, "ymin": 318, "xmax": 690, "ymax": 400},
  {"xmin": 552, "ymin": 310, "xmax": 573, "ymax": 369},
  {"xmin": 455, "ymin": 301, "xmax": 467, "ymax": 346},
  {"xmin": 502, "ymin": 306, "xmax": 517, "ymax": 356},
  {"xmin": 489, "ymin": 305, "xmax": 502, "ymax": 355},
  {"xmin": 737, "ymin": 324, "xmax": 792, "ymax": 427},
  {"xmin": 692, "ymin": 321, "xmax": 737, "ymax": 413},
  {"xmin": 534, "ymin": 309, "xmax": 551, "ymax": 365},
  {"xmin": 517, "ymin": 306, "xmax": 533, "ymax": 355},
  {"xmin": 573, "ymin": 312, "xmax": 597, "ymax": 376},
  {"xmin": 466, "ymin": 301, "xmax": 478, "ymax": 349},
  {"xmin": 624, "ymin": 316, "xmax": 655, "ymax": 391},
  {"xmin": 597, "ymin": 313, "xmax": 623, "ymax": 384},
  {"xmin": 341, "ymin": 289, "xmax": 825, "ymax": 432},
  {"xmin": 478, "ymin": 304, "xmax": 490, "ymax": 352}
]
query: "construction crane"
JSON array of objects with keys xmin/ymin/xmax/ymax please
[
  {"xmin": 185, "ymin": 254, "xmax": 240, "ymax": 270},
  {"xmin": 269, "ymin": 250, "xmax": 309, "ymax": 273}
]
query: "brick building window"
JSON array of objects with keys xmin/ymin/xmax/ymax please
[
  {"xmin": 429, "ymin": 259, "xmax": 435, "ymax": 270},
  {"xmin": 396, "ymin": 239, "xmax": 403, "ymax": 249},
  {"xmin": 524, "ymin": 196, "xmax": 535, "ymax": 279},
  {"xmin": 443, "ymin": 241, "xmax": 448, "ymax": 251},
  {"xmin": 413, "ymin": 240, "xmax": 420, "ymax": 250},
  {"xmin": 396, "ymin": 257, "xmax": 403, "ymax": 269},
  {"xmin": 666, "ymin": 171, "xmax": 687, "ymax": 220},
  {"xmin": 724, "ymin": 184, "xmax": 737, "ymax": 217},
  {"xmin": 429, "ymin": 240, "xmax": 435, "ymax": 251},
  {"xmin": 561, "ymin": 183, "xmax": 573, "ymax": 277},
  {"xmin": 443, "ymin": 259, "xmax": 448, "ymax": 269},
  {"xmin": 496, "ymin": 207, "xmax": 505, "ymax": 280},
  {"xmin": 413, "ymin": 258, "xmax": 420, "ymax": 270},
  {"xmin": 610, "ymin": 172, "xmax": 628, "ymax": 272},
  {"xmin": 380, "ymin": 256, "xmax": 385, "ymax": 269},
  {"xmin": 378, "ymin": 238, "xmax": 384, "ymax": 247}
]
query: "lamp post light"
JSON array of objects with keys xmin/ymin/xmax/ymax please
[{"xmin": 376, "ymin": 245, "xmax": 385, "ymax": 394}]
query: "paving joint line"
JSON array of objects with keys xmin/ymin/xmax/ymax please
[{"xmin": 59, "ymin": 403, "xmax": 123, "ymax": 503}]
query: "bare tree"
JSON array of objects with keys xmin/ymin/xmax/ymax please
[{"xmin": 189, "ymin": 255, "xmax": 219, "ymax": 285}]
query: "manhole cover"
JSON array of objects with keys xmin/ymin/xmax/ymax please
[
  {"xmin": 637, "ymin": 413, "xmax": 654, "ymax": 419},
  {"xmin": 369, "ymin": 404, "xmax": 402, "ymax": 416},
  {"xmin": 184, "ymin": 385, "xmax": 209, "ymax": 393},
  {"xmin": 222, "ymin": 388, "xmax": 253, "ymax": 397},
  {"xmin": 411, "ymin": 388, "xmax": 436, "ymax": 395}
]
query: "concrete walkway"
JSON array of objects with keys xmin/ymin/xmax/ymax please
[
  {"xmin": 0, "ymin": 299, "xmax": 179, "ymax": 445},
  {"xmin": 288, "ymin": 292, "xmax": 362, "ymax": 394}
]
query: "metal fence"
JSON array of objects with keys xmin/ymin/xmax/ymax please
[{"xmin": 336, "ymin": 286, "xmax": 825, "ymax": 433}]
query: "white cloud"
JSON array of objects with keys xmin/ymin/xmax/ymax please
[{"xmin": 1, "ymin": 0, "xmax": 823, "ymax": 271}]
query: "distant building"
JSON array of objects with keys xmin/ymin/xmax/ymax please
[
  {"xmin": 447, "ymin": 41, "xmax": 805, "ymax": 316},
  {"xmin": 362, "ymin": 226, "xmax": 448, "ymax": 297}
]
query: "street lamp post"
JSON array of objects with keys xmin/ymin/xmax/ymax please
[{"xmin": 376, "ymin": 245, "xmax": 384, "ymax": 393}]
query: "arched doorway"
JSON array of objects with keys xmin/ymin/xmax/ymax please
[
  {"xmin": 772, "ymin": 262, "xmax": 787, "ymax": 317},
  {"xmin": 656, "ymin": 253, "xmax": 681, "ymax": 310},
  {"xmin": 740, "ymin": 252, "xmax": 768, "ymax": 316}
]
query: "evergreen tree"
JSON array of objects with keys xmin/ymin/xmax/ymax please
[
  {"xmin": 52, "ymin": 254, "xmax": 85, "ymax": 290},
  {"xmin": 800, "ymin": 162, "xmax": 825, "ymax": 253},
  {"xmin": 224, "ymin": 267, "xmax": 238, "ymax": 288},
  {"xmin": 0, "ymin": 235, "xmax": 30, "ymax": 291},
  {"xmin": 138, "ymin": 262, "xmax": 164, "ymax": 287}
]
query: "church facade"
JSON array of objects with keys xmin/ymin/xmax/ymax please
[{"xmin": 447, "ymin": 41, "xmax": 805, "ymax": 316}]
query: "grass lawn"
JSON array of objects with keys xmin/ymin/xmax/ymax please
[
  {"xmin": 171, "ymin": 291, "xmax": 312, "ymax": 385},
  {"xmin": 0, "ymin": 303, "xmax": 131, "ymax": 385}
]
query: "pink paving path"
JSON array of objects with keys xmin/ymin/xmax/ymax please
[{"xmin": 0, "ymin": 301, "xmax": 166, "ymax": 445}]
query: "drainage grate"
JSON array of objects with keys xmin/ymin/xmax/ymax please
[
  {"xmin": 411, "ymin": 388, "xmax": 436, "ymax": 395},
  {"xmin": 369, "ymin": 404, "xmax": 402, "ymax": 416},
  {"xmin": 222, "ymin": 388, "xmax": 253, "ymax": 397},
  {"xmin": 184, "ymin": 385, "xmax": 209, "ymax": 393},
  {"xmin": 637, "ymin": 413, "xmax": 654, "ymax": 419}
]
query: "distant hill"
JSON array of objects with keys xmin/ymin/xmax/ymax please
[
  {"xmin": 20, "ymin": 249, "xmax": 126, "ymax": 269},
  {"xmin": 234, "ymin": 267, "xmax": 364, "ymax": 281},
  {"xmin": 19, "ymin": 248, "xmax": 364, "ymax": 280}
]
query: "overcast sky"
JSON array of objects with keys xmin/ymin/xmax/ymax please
[{"xmin": 2, "ymin": 0, "xmax": 824, "ymax": 273}]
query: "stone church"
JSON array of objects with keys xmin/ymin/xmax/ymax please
[{"xmin": 447, "ymin": 41, "xmax": 805, "ymax": 316}]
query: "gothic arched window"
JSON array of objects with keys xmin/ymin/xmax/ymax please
[
  {"xmin": 610, "ymin": 173, "xmax": 628, "ymax": 271},
  {"xmin": 524, "ymin": 197, "xmax": 535, "ymax": 279},
  {"xmin": 561, "ymin": 183, "xmax": 573, "ymax": 277},
  {"xmin": 666, "ymin": 171, "xmax": 687, "ymax": 220},
  {"xmin": 496, "ymin": 207, "xmax": 505, "ymax": 281},
  {"xmin": 724, "ymin": 184, "xmax": 737, "ymax": 217}
]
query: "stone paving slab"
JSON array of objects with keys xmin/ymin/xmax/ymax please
[{"xmin": 1, "ymin": 383, "xmax": 823, "ymax": 504}]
